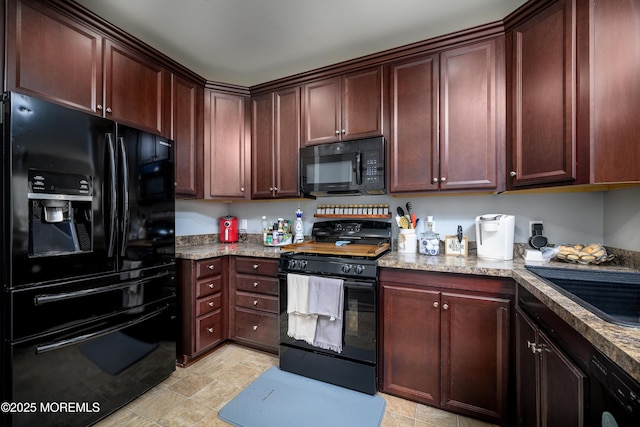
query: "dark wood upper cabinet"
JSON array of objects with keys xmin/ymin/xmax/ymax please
[
  {"xmin": 303, "ymin": 66, "xmax": 383, "ymax": 146},
  {"xmin": 172, "ymin": 74, "xmax": 204, "ymax": 198},
  {"xmin": 6, "ymin": 0, "xmax": 171, "ymax": 137},
  {"xmin": 590, "ymin": 0, "xmax": 640, "ymax": 183},
  {"xmin": 389, "ymin": 54, "xmax": 439, "ymax": 193},
  {"xmin": 204, "ymin": 90, "xmax": 250, "ymax": 199},
  {"xmin": 507, "ymin": 0, "xmax": 577, "ymax": 188},
  {"xmin": 5, "ymin": 0, "xmax": 103, "ymax": 115},
  {"xmin": 104, "ymin": 39, "xmax": 170, "ymax": 136},
  {"xmin": 251, "ymin": 87, "xmax": 301, "ymax": 199},
  {"xmin": 390, "ymin": 38, "xmax": 503, "ymax": 194}
]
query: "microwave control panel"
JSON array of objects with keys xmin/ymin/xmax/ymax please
[{"xmin": 362, "ymin": 150, "xmax": 384, "ymax": 189}]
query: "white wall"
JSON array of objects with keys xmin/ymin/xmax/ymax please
[
  {"xmin": 603, "ymin": 186, "xmax": 640, "ymax": 251},
  {"xmin": 177, "ymin": 190, "xmax": 611, "ymax": 247}
]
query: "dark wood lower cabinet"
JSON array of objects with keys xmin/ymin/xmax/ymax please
[
  {"xmin": 380, "ymin": 269, "xmax": 512, "ymax": 425},
  {"xmin": 515, "ymin": 307, "xmax": 586, "ymax": 427}
]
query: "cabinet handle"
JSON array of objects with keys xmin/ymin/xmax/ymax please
[
  {"xmin": 440, "ymin": 177, "xmax": 447, "ymax": 183},
  {"xmin": 274, "ymin": 187, "xmax": 278, "ymax": 192},
  {"xmin": 341, "ymin": 129, "xmax": 346, "ymax": 134},
  {"xmin": 432, "ymin": 177, "xmax": 439, "ymax": 184},
  {"xmin": 97, "ymin": 104, "xmax": 103, "ymax": 111},
  {"xmin": 208, "ymin": 264, "xmax": 215, "ymax": 270},
  {"xmin": 269, "ymin": 187, "xmax": 273, "ymax": 191},
  {"xmin": 208, "ymin": 283, "xmax": 215, "ymax": 289},
  {"xmin": 527, "ymin": 340, "xmax": 542, "ymax": 354},
  {"xmin": 241, "ymin": 187, "xmax": 245, "ymax": 192},
  {"xmin": 335, "ymin": 130, "xmax": 340, "ymax": 135},
  {"xmin": 106, "ymin": 107, "xmax": 112, "ymax": 113},
  {"xmin": 433, "ymin": 301, "xmax": 439, "ymax": 308},
  {"xmin": 208, "ymin": 301, "xmax": 214, "ymax": 307},
  {"xmin": 253, "ymin": 300, "xmax": 258, "ymax": 306},
  {"xmin": 252, "ymin": 325, "xmax": 258, "ymax": 331},
  {"xmin": 253, "ymin": 281, "xmax": 259, "ymax": 287},
  {"xmin": 442, "ymin": 303, "xmax": 449, "ymax": 310},
  {"xmin": 207, "ymin": 327, "xmax": 214, "ymax": 333},
  {"xmin": 510, "ymin": 171, "xmax": 517, "ymax": 177},
  {"xmin": 253, "ymin": 264, "xmax": 259, "ymax": 270}
]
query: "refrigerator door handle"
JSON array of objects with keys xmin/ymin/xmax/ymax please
[
  {"xmin": 106, "ymin": 133, "xmax": 117, "ymax": 257},
  {"xmin": 119, "ymin": 137, "xmax": 130, "ymax": 257},
  {"xmin": 35, "ymin": 303, "xmax": 169, "ymax": 354}
]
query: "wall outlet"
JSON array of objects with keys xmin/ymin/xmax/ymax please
[
  {"xmin": 240, "ymin": 218, "xmax": 248, "ymax": 230},
  {"xmin": 529, "ymin": 220, "xmax": 543, "ymax": 236}
]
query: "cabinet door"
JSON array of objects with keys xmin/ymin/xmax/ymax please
[
  {"xmin": 441, "ymin": 292, "xmax": 510, "ymax": 424},
  {"xmin": 204, "ymin": 91, "xmax": 249, "ymax": 199},
  {"xmin": 539, "ymin": 331, "xmax": 586, "ymax": 427},
  {"xmin": 389, "ymin": 55, "xmax": 439, "ymax": 193},
  {"xmin": 104, "ymin": 39, "xmax": 170, "ymax": 136},
  {"xmin": 6, "ymin": 0, "xmax": 103, "ymax": 114},
  {"xmin": 508, "ymin": 0, "xmax": 576, "ymax": 187},
  {"xmin": 303, "ymin": 77, "xmax": 341, "ymax": 145},
  {"xmin": 342, "ymin": 66, "xmax": 384, "ymax": 140},
  {"xmin": 251, "ymin": 93, "xmax": 275, "ymax": 198},
  {"xmin": 381, "ymin": 283, "xmax": 440, "ymax": 405},
  {"xmin": 172, "ymin": 74, "xmax": 203, "ymax": 198},
  {"xmin": 591, "ymin": 0, "xmax": 640, "ymax": 183},
  {"xmin": 515, "ymin": 308, "xmax": 538, "ymax": 427},
  {"xmin": 273, "ymin": 87, "xmax": 301, "ymax": 197},
  {"xmin": 440, "ymin": 39, "xmax": 502, "ymax": 191}
]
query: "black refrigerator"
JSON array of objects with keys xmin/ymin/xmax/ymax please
[{"xmin": 0, "ymin": 92, "xmax": 176, "ymax": 427}]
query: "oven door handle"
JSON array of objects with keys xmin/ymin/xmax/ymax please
[{"xmin": 35, "ymin": 304, "xmax": 169, "ymax": 354}]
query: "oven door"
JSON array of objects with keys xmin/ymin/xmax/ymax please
[{"xmin": 279, "ymin": 273, "xmax": 376, "ymax": 363}]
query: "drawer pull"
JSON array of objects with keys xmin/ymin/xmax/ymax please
[
  {"xmin": 208, "ymin": 283, "xmax": 215, "ymax": 289},
  {"xmin": 208, "ymin": 301, "xmax": 215, "ymax": 307},
  {"xmin": 207, "ymin": 327, "xmax": 214, "ymax": 333},
  {"xmin": 253, "ymin": 300, "xmax": 258, "ymax": 306},
  {"xmin": 433, "ymin": 301, "xmax": 439, "ymax": 308},
  {"xmin": 253, "ymin": 282, "xmax": 259, "ymax": 288},
  {"xmin": 253, "ymin": 325, "xmax": 258, "ymax": 331},
  {"xmin": 442, "ymin": 303, "xmax": 449, "ymax": 310},
  {"xmin": 253, "ymin": 264, "xmax": 260, "ymax": 270},
  {"xmin": 208, "ymin": 264, "xmax": 215, "ymax": 270}
]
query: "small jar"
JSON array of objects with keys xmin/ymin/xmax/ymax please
[{"xmin": 420, "ymin": 231, "xmax": 440, "ymax": 256}]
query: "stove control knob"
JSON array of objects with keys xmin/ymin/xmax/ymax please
[
  {"xmin": 341, "ymin": 264, "xmax": 351, "ymax": 274},
  {"xmin": 288, "ymin": 260, "xmax": 297, "ymax": 269},
  {"xmin": 300, "ymin": 260, "xmax": 308, "ymax": 269},
  {"xmin": 355, "ymin": 265, "xmax": 365, "ymax": 275}
]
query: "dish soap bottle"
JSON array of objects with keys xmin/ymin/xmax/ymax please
[{"xmin": 293, "ymin": 209, "xmax": 304, "ymax": 243}]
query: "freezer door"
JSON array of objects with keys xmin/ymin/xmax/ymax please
[
  {"xmin": 116, "ymin": 124, "xmax": 175, "ymax": 272},
  {"xmin": 4, "ymin": 93, "xmax": 117, "ymax": 287},
  {"xmin": 5, "ymin": 302, "xmax": 176, "ymax": 427}
]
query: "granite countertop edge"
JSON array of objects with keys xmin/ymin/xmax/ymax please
[{"xmin": 175, "ymin": 243, "xmax": 640, "ymax": 382}]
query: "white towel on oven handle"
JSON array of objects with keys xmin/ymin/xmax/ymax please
[
  {"xmin": 286, "ymin": 273, "xmax": 317, "ymax": 345},
  {"xmin": 309, "ymin": 276, "xmax": 344, "ymax": 353}
]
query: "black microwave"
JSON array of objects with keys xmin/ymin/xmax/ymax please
[{"xmin": 300, "ymin": 137, "xmax": 386, "ymax": 197}]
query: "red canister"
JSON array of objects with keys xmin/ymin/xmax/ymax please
[{"xmin": 219, "ymin": 216, "xmax": 238, "ymax": 243}]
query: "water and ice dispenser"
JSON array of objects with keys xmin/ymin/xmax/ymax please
[
  {"xmin": 28, "ymin": 170, "xmax": 93, "ymax": 256},
  {"xmin": 475, "ymin": 214, "xmax": 515, "ymax": 261}
]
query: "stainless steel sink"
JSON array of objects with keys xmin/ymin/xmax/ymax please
[{"xmin": 525, "ymin": 265, "xmax": 640, "ymax": 328}]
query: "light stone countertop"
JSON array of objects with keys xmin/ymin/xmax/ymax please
[{"xmin": 175, "ymin": 242, "xmax": 640, "ymax": 383}]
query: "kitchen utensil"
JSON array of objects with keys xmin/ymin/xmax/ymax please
[
  {"xmin": 405, "ymin": 202, "xmax": 416, "ymax": 228},
  {"xmin": 398, "ymin": 216, "xmax": 409, "ymax": 229},
  {"xmin": 397, "ymin": 206, "xmax": 405, "ymax": 218}
]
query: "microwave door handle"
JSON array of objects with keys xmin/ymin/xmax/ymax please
[
  {"xmin": 106, "ymin": 133, "xmax": 117, "ymax": 257},
  {"xmin": 355, "ymin": 151, "xmax": 362, "ymax": 185},
  {"xmin": 119, "ymin": 137, "xmax": 130, "ymax": 257}
]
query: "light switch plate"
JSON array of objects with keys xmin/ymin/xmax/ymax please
[{"xmin": 240, "ymin": 218, "xmax": 248, "ymax": 230}]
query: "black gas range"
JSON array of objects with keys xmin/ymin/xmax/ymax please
[{"xmin": 278, "ymin": 220, "xmax": 391, "ymax": 395}]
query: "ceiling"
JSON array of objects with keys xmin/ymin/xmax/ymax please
[{"xmin": 73, "ymin": 0, "xmax": 528, "ymax": 87}]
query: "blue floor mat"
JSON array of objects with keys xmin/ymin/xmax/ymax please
[{"xmin": 219, "ymin": 367, "xmax": 386, "ymax": 427}]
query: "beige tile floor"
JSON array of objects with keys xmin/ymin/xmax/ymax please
[{"xmin": 95, "ymin": 343, "xmax": 498, "ymax": 427}]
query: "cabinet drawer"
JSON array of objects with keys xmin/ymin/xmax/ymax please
[
  {"xmin": 236, "ymin": 291, "xmax": 278, "ymax": 313},
  {"xmin": 236, "ymin": 275, "xmax": 279, "ymax": 295},
  {"xmin": 196, "ymin": 258, "xmax": 222, "ymax": 279},
  {"xmin": 234, "ymin": 308, "xmax": 278, "ymax": 349},
  {"xmin": 235, "ymin": 257, "xmax": 278, "ymax": 276},
  {"xmin": 196, "ymin": 293, "xmax": 221, "ymax": 317},
  {"xmin": 195, "ymin": 310, "xmax": 222, "ymax": 352},
  {"xmin": 196, "ymin": 275, "xmax": 222, "ymax": 298}
]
